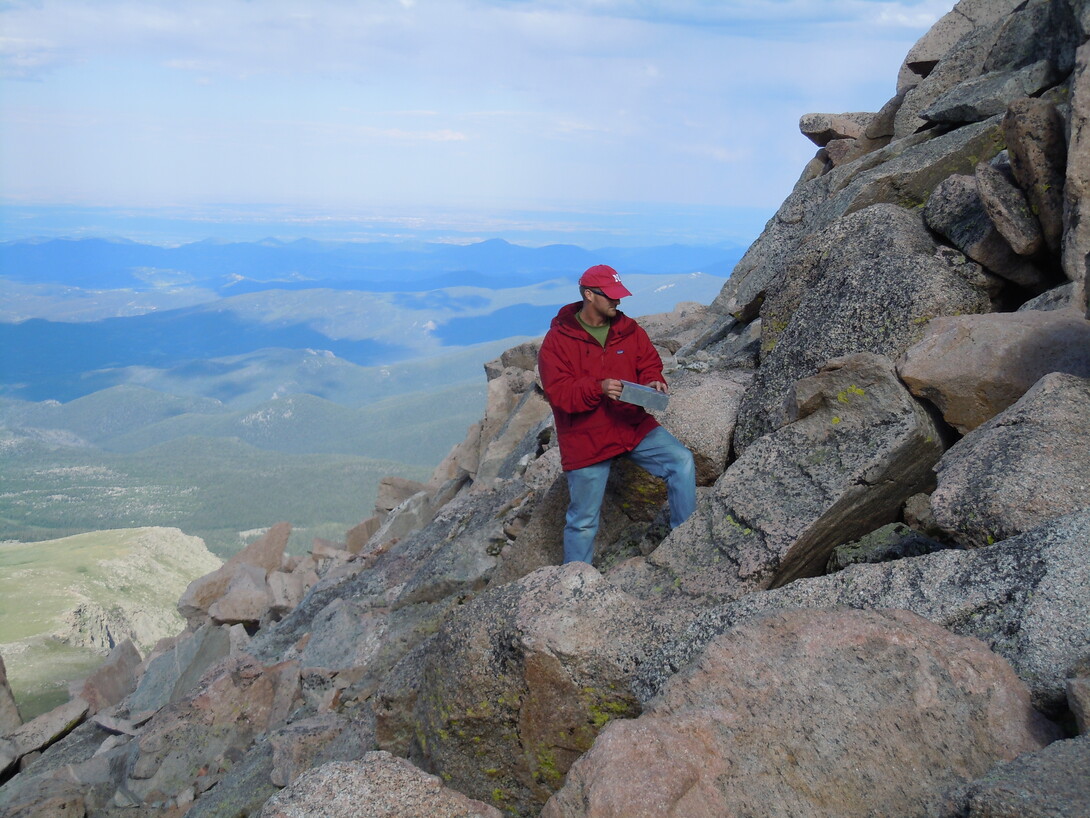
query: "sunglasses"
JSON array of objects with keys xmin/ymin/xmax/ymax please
[{"xmin": 587, "ymin": 288, "xmax": 617, "ymax": 300}]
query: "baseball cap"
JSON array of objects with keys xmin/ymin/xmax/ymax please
[{"xmin": 579, "ymin": 264, "xmax": 632, "ymax": 299}]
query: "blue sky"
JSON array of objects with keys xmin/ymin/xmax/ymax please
[{"xmin": 0, "ymin": 0, "xmax": 951, "ymax": 245}]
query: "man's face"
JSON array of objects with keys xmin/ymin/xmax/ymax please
[{"xmin": 584, "ymin": 287, "xmax": 620, "ymax": 319}]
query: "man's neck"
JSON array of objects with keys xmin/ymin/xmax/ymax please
[{"xmin": 577, "ymin": 307, "xmax": 610, "ymax": 327}]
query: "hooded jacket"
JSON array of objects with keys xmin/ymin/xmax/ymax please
[{"xmin": 538, "ymin": 302, "xmax": 663, "ymax": 471}]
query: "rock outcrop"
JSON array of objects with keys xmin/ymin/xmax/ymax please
[{"xmin": 3, "ymin": 1, "xmax": 1089, "ymax": 815}]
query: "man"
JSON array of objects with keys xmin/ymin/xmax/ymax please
[{"xmin": 537, "ymin": 264, "xmax": 696, "ymax": 565}]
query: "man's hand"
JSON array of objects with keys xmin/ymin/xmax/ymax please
[
  {"xmin": 601, "ymin": 378, "xmax": 623, "ymax": 400},
  {"xmin": 647, "ymin": 381, "xmax": 668, "ymax": 393}
]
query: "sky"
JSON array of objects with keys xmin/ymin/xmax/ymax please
[{"xmin": 0, "ymin": 0, "xmax": 953, "ymax": 245}]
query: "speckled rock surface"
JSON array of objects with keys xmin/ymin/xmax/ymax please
[
  {"xmin": 544, "ymin": 608, "xmax": 1059, "ymax": 818},
  {"xmin": 930, "ymin": 372, "xmax": 1090, "ymax": 547},
  {"xmin": 636, "ymin": 507, "xmax": 1090, "ymax": 715},
  {"xmin": 733, "ymin": 203, "xmax": 992, "ymax": 451},
  {"xmin": 649, "ymin": 353, "xmax": 943, "ymax": 601},
  {"xmin": 947, "ymin": 734, "xmax": 1090, "ymax": 818},
  {"xmin": 409, "ymin": 562, "xmax": 681, "ymax": 816},
  {"xmin": 898, "ymin": 308, "xmax": 1090, "ymax": 433},
  {"xmin": 261, "ymin": 753, "xmax": 502, "ymax": 818}
]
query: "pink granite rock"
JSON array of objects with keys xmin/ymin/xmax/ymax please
[
  {"xmin": 262, "ymin": 754, "xmax": 502, "ymax": 817},
  {"xmin": 177, "ymin": 522, "xmax": 291, "ymax": 628},
  {"xmin": 544, "ymin": 608, "xmax": 1060, "ymax": 818},
  {"xmin": 70, "ymin": 638, "xmax": 142, "ymax": 715},
  {"xmin": 898, "ymin": 308, "xmax": 1090, "ymax": 433}
]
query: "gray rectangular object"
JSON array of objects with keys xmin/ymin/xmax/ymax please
[{"xmin": 618, "ymin": 380, "xmax": 669, "ymax": 412}]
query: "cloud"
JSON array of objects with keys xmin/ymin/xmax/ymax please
[
  {"xmin": 0, "ymin": 0, "xmax": 944, "ymax": 216},
  {"xmin": 0, "ymin": 0, "xmax": 946, "ymax": 80},
  {"xmin": 475, "ymin": 0, "xmax": 949, "ymax": 33}
]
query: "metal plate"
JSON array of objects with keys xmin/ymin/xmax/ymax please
[{"xmin": 618, "ymin": 380, "xmax": 669, "ymax": 412}]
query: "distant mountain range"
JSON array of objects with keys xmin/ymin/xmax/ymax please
[{"xmin": 0, "ymin": 235, "xmax": 740, "ymax": 293}]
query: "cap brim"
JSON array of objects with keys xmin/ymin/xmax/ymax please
[{"xmin": 599, "ymin": 283, "xmax": 632, "ymax": 299}]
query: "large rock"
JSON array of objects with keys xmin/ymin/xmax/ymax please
[
  {"xmin": 1003, "ymin": 97, "xmax": 1067, "ymax": 256},
  {"xmin": 984, "ymin": 0, "xmax": 1082, "ymax": 76},
  {"xmin": 206, "ymin": 562, "xmax": 273, "ymax": 625},
  {"xmin": 128, "ymin": 623, "xmax": 232, "ymax": 715},
  {"xmin": 713, "ymin": 120, "xmax": 1002, "ymax": 322},
  {"xmin": 921, "ymin": 60, "xmax": 1058, "ymax": 124},
  {"xmin": 637, "ymin": 508, "xmax": 1090, "ymax": 715},
  {"xmin": 896, "ymin": 0, "xmax": 1079, "ymax": 137},
  {"xmin": 733, "ymin": 204, "xmax": 992, "ymax": 451},
  {"xmin": 247, "ymin": 480, "xmax": 529, "ymax": 664},
  {"xmin": 295, "ymin": 597, "xmax": 391, "ymax": 673},
  {"xmin": 474, "ymin": 366, "xmax": 539, "ymax": 474},
  {"xmin": 267, "ymin": 712, "xmax": 375, "ymax": 788},
  {"xmin": 897, "ymin": 307, "xmax": 1090, "ymax": 433},
  {"xmin": 930, "ymin": 372, "xmax": 1090, "ymax": 547},
  {"xmin": 924, "ymin": 173, "xmax": 1049, "ymax": 290},
  {"xmin": 949, "ymin": 734, "xmax": 1090, "ymax": 817},
  {"xmin": 658, "ymin": 367, "xmax": 751, "ymax": 485},
  {"xmin": 177, "ymin": 522, "xmax": 291, "ymax": 628},
  {"xmin": 374, "ymin": 476, "xmax": 428, "ymax": 515},
  {"xmin": 363, "ymin": 490, "xmax": 435, "ymax": 551},
  {"xmin": 544, "ymin": 608, "xmax": 1059, "ymax": 818},
  {"xmin": 1065, "ymin": 41, "xmax": 1090, "ymax": 310},
  {"xmin": 896, "ymin": 0, "xmax": 1024, "ymax": 93},
  {"xmin": 645, "ymin": 353, "xmax": 943, "ymax": 602},
  {"xmin": 633, "ymin": 302, "xmax": 717, "ymax": 354},
  {"xmin": 5, "ymin": 696, "xmax": 88, "ymax": 758},
  {"xmin": 70, "ymin": 638, "xmax": 141, "ymax": 715},
  {"xmin": 184, "ymin": 740, "xmax": 279, "ymax": 818},
  {"xmin": 0, "ymin": 653, "xmax": 20, "ymax": 734},
  {"xmin": 975, "ymin": 156, "xmax": 1044, "ymax": 256},
  {"xmin": 261, "ymin": 753, "xmax": 502, "ymax": 818},
  {"xmin": 390, "ymin": 480, "xmax": 536, "ymax": 605},
  {"xmin": 0, "ymin": 715, "xmax": 132, "ymax": 812},
  {"xmin": 0, "ymin": 777, "xmax": 90, "ymax": 818},
  {"xmin": 490, "ymin": 453, "xmax": 673, "ymax": 585},
  {"xmin": 409, "ymin": 563, "xmax": 677, "ymax": 816},
  {"xmin": 799, "ymin": 111, "xmax": 874, "ymax": 146},
  {"xmin": 895, "ymin": 15, "xmax": 1006, "ymax": 137},
  {"xmin": 183, "ymin": 708, "xmax": 376, "ymax": 818},
  {"xmin": 486, "ymin": 474, "xmax": 567, "ymax": 585},
  {"xmin": 372, "ymin": 641, "xmax": 428, "ymax": 758},
  {"xmin": 473, "ymin": 388, "xmax": 552, "ymax": 486}
]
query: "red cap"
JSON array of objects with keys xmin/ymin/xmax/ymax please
[{"xmin": 579, "ymin": 264, "xmax": 632, "ymax": 299}]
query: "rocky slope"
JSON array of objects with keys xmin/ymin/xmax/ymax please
[{"xmin": 2, "ymin": 0, "xmax": 1089, "ymax": 815}]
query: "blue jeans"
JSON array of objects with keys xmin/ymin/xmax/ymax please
[{"xmin": 563, "ymin": 426, "xmax": 696, "ymax": 564}]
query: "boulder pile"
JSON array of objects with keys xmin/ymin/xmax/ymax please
[{"xmin": 2, "ymin": 0, "xmax": 1089, "ymax": 815}]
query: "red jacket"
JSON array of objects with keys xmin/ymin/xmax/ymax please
[{"xmin": 538, "ymin": 302, "xmax": 663, "ymax": 471}]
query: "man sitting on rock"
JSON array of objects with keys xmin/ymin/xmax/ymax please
[{"xmin": 538, "ymin": 264, "xmax": 696, "ymax": 564}]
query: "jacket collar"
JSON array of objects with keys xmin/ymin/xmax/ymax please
[{"xmin": 551, "ymin": 301, "xmax": 634, "ymax": 340}]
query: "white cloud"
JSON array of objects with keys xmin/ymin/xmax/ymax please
[{"xmin": 0, "ymin": 0, "xmax": 945, "ymax": 216}]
